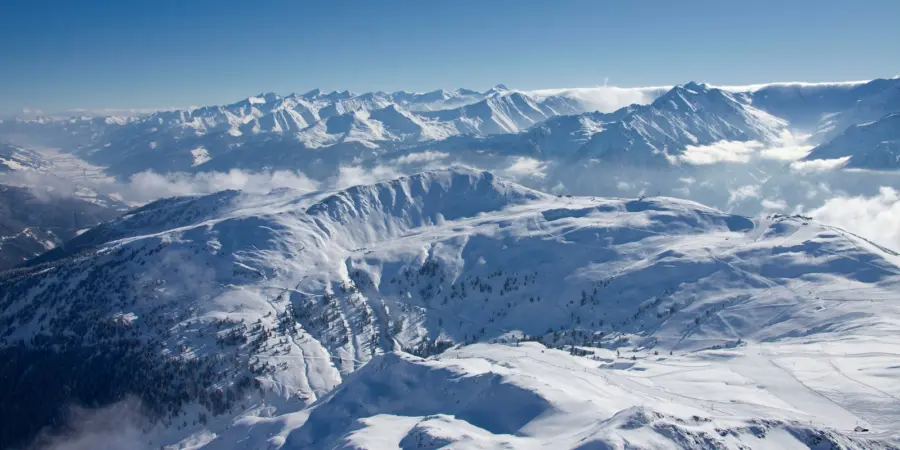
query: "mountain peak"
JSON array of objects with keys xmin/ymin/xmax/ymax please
[
  {"xmin": 380, "ymin": 103, "xmax": 404, "ymax": 113},
  {"xmin": 302, "ymin": 88, "xmax": 322, "ymax": 99},
  {"xmin": 257, "ymin": 92, "xmax": 281, "ymax": 102},
  {"xmin": 681, "ymin": 81, "xmax": 709, "ymax": 92},
  {"xmin": 654, "ymin": 82, "xmax": 726, "ymax": 107},
  {"xmin": 306, "ymin": 168, "xmax": 546, "ymax": 229},
  {"xmin": 324, "ymin": 90, "xmax": 354, "ymax": 100},
  {"xmin": 456, "ymin": 88, "xmax": 481, "ymax": 96}
]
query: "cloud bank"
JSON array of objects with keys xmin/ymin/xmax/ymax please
[
  {"xmin": 125, "ymin": 170, "xmax": 319, "ymax": 202},
  {"xmin": 680, "ymin": 140, "xmax": 765, "ymax": 165},
  {"xmin": 811, "ymin": 186, "xmax": 900, "ymax": 251},
  {"xmin": 678, "ymin": 132, "xmax": 813, "ymax": 166},
  {"xmin": 526, "ymin": 86, "xmax": 667, "ymax": 112},
  {"xmin": 789, "ymin": 157, "xmax": 851, "ymax": 174}
]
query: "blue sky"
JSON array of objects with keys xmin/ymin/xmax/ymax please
[{"xmin": 2, "ymin": 0, "xmax": 899, "ymax": 115}]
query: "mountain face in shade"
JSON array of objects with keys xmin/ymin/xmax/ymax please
[{"xmin": 803, "ymin": 112, "xmax": 900, "ymax": 169}]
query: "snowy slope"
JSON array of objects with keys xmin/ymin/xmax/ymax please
[
  {"xmin": 295, "ymin": 105, "xmax": 458, "ymax": 148},
  {"xmin": 0, "ymin": 142, "xmax": 46, "ymax": 172},
  {"xmin": 278, "ymin": 344, "xmax": 897, "ymax": 450},
  {"xmin": 474, "ymin": 82, "xmax": 787, "ymax": 163},
  {"xmin": 574, "ymin": 82, "xmax": 786, "ymax": 163},
  {"xmin": 9, "ymin": 79, "xmax": 900, "ymax": 177},
  {"xmin": 1, "ymin": 88, "xmax": 580, "ymax": 176},
  {"xmin": 523, "ymin": 107, "xmax": 637, "ymax": 156},
  {"xmin": 388, "ymin": 88, "xmax": 488, "ymax": 112},
  {"xmin": 803, "ymin": 112, "xmax": 900, "ymax": 169},
  {"xmin": 2, "ymin": 168, "xmax": 899, "ymax": 448},
  {"xmin": 109, "ymin": 92, "xmax": 394, "ymax": 140},
  {"xmin": 747, "ymin": 77, "xmax": 900, "ymax": 139},
  {"xmin": 3, "ymin": 78, "xmax": 899, "ymax": 176},
  {"xmin": 0, "ymin": 184, "xmax": 120, "ymax": 270},
  {"xmin": 420, "ymin": 89, "xmax": 573, "ymax": 135},
  {"xmin": 0, "ymin": 143, "xmax": 124, "ymax": 270}
]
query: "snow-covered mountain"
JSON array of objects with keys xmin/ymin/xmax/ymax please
[
  {"xmin": 10, "ymin": 87, "xmax": 578, "ymax": 177},
  {"xmin": 803, "ymin": 112, "xmax": 900, "ymax": 169},
  {"xmin": 747, "ymin": 77, "xmax": 900, "ymax": 139},
  {"xmin": 294, "ymin": 104, "xmax": 458, "ymax": 148},
  {"xmin": 287, "ymin": 88, "xmax": 582, "ymax": 149},
  {"xmin": 388, "ymin": 87, "xmax": 489, "ymax": 112},
  {"xmin": 0, "ymin": 143, "xmax": 126, "ymax": 270},
  {"xmin": 2, "ymin": 168, "xmax": 899, "ymax": 448},
  {"xmin": 0, "ymin": 142, "xmax": 46, "ymax": 172},
  {"xmin": 578, "ymin": 82, "xmax": 786, "ymax": 162},
  {"xmin": 0, "ymin": 184, "xmax": 121, "ymax": 270},
  {"xmin": 419, "ymin": 88, "xmax": 577, "ymax": 135},
  {"xmin": 0, "ymin": 115, "xmax": 131, "ymax": 149},
  {"xmin": 454, "ymin": 82, "xmax": 787, "ymax": 164},
  {"xmin": 283, "ymin": 344, "xmax": 896, "ymax": 449},
  {"xmin": 4, "ymin": 78, "xmax": 900, "ymax": 177}
]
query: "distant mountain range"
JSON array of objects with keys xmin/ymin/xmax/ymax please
[{"xmin": 2, "ymin": 78, "xmax": 899, "ymax": 176}]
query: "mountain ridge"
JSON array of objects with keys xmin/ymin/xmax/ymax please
[{"xmin": 2, "ymin": 168, "xmax": 899, "ymax": 448}]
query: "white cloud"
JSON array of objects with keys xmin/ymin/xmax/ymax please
[
  {"xmin": 0, "ymin": 168, "xmax": 323, "ymax": 205},
  {"xmin": 680, "ymin": 140, "xmax": 764, "ymax": 165},
  {"xmin": 29, "ymin": 398, "xmax": 147, "ymax": 450},
  {"xmin": 758, "ymin": 131, "xmax": 814, "ymax": 161},
  {"xmin": 499, "ymin": 157, "xmax": 548, "ymax": 180},
  {"xmin": 331, "ymin": 165, "xmax": 402, "ymax": 189},
  {"xmin": 392, "ymin": 151, "xmax": 450, "ymax": 165},
  {"xmin": 761, "ymin": 198, "xmax": 788, "ymax": 211},
  {"xmin": 760, "ymin": 145, "xmax": 813, "ymax": 161},
  {"xmin": 728, "ymin": 184, "xmax": 761, "ymax": 203},
  {"xmin": 789, "ymin": 157, "xmax": 851, "ymax": 174},
  {"xmin": 678, "ymin": 132, "xmax": 813, "ymax": 165},
  {"xmin": 714, "ymin": 80, "xmax": 870, "ymax": 93},
  {"xmin": 126, "ymin": 170, "xmax": 319, "ymax": 202},
  {"xmin": 810, "ymin": 186, "xmax": 900, "ymax": 250},
  {"xmin": 672, "ymin": 187, "xmax": 690, "ymax": 197},
  {"xmin": 526, "ymin": 86, "xmax": 666, "ymax": 112}
]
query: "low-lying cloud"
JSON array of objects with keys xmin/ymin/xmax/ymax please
[
  {"xmin": 810, "ymin": 186, "xmax": 900, "ymax": 251},
  {"xmin": 526, "ymin": 86, "xmax": 667, "ymax": 112},
  {"xmin": 499, "ymin": 157, "xmax": 549, "ymax": 180},
  {"xmin": 680, "ymin": 140, "xmax": 765, "ymax": 165},
  {"xmin": 125, "ymin": 169, "xmax": 319, "ymax": 202},
  {"xmin": 761, "ymin": 198, "xmax": 788, "ymax": 211},
  {"xmin": 728, "ymin": 184, "xmax": 762, "ymax": 204},
  {"xmin": 391, "ymin": 150, "xmax": 450, "ymax": 165},
  {"xmin": 28, "ymin": 398, "xmax": 148, "ymax": 450},
  {"xmin": 678, "ymin": 133, "xmax": 813, "ymax": 166},
  {"xmin": 789, "ymin": 157, "xmax": 850, "ymax": 174},
  {"xmin": 330, "ymin": 164, "xmax": 402, "ymax": 189},
  {"xmin": 4, "ymin": 147, "xmax": 900, "ymax": 256}
]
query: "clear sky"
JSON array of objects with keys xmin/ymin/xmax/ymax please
[{"xmin": 2, "ymin": 0, "xmax": 899, "ymax": 115}]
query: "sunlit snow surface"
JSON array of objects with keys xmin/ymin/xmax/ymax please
[{"xmin": 5, "ymin": 168, "xmax": 898, "ymax": 448}]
